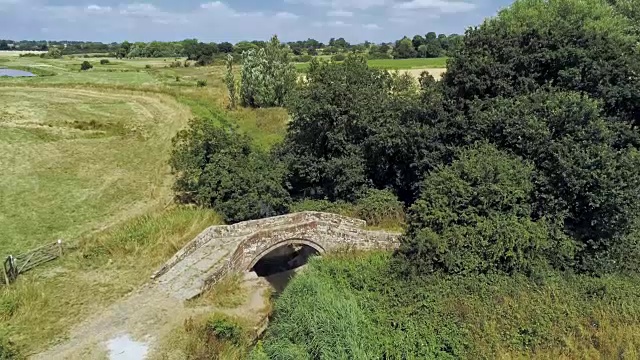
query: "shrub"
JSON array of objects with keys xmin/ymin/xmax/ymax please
[
  {"xmin": 99, "ymin": 59, "xmax": 109, "ymax": 65},
  {"xmin": 280, "ymin": 54, "xmax": 441, "ymax": 203},
  {"xmin": 240, "ymin": 35, "xmax": 297, "ymax": 108},
  {"xmin": 196, "ymin": 80, "xmax": 207, "ymax": 87},
  {"xmin": 175, "ymin": 76, "xmax": 181, "ymax": 82},
  {"xmin": 169, "ymin": 61, "xmax": 182, "ymax": 68},
  {"xmin": 205, "ymin": 314, "xmax": 244, "ymax": 345},
  {"xmin": 355, "ymin": 189, "xmax": 405, "ymax": 228},
  {"xmin": 0, "ymin": 333, "xmax": 20, "ymax": 360},
  {"xmin": 170, "ymin": 117, "xmax": 290, "ymax": 223},
  {"xmin": 331, "ymin": 53, "xmax": 346, "ymax": 61},
  {"xmin": 461, "ymin": 91, "xmax": 640, "ymax": 274},
  {"xmin": 145, "ymin": 64, "xmax": 151, "ymax": 69},
  {"xmin": 396, "ymin": 144, "xmax": 561, "ymax": 276},
  {"xmin": 80, "ymin": 61, "xmax": 93, "ymax": 71},
  {"xmin": 295, "ymin": 54, "xmax": 313, "ymax": 63},
  {"xmin": 259, "ymin": 268, "xmax": 378, "ymax": 359}
]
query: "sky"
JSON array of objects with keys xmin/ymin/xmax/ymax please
[{"xmin": 0, "ymin": 0, "xmax": 513, "ymax": 43}]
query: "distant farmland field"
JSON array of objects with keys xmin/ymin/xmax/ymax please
[{"xmin": 295, "ymin": 57, "xmax": 448, "ymax": 72}]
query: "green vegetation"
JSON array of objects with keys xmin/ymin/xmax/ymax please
[
  {"xmin": 170, "ymin": 118, "xmax": 289, "ymax": 223},
  {"xmin": 295, "ymin": 57, "xmax": 448, "ymax": 72},
  {"xmin": 239, "ymin": 36, "xmax": 296, "ymax": 108},
  {"xmin": 3, "ymin": 0, "xmax": 640, "ymax": 358},
  {"xmin": 257, "ymin": 252, "xmax": 640, "ymax": 359},
  {"xmin": 0, "ymin": 207, "xmax": 219, "ymax": 355},
  {"xmin": 0, "ymin": 87, "xmax": 189, "ymax": 254},
  {"xmin": 154, "ymin": 313, "xmax": 252, "ymax": 359},
  {"xmin": 80, "ymin": 60, "xmax": 93, "ymax": 71},
  {"xmin": 397, "ymin": 144, "xmax": 557, "ymax": 276}
]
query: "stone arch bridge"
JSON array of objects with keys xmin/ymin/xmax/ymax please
[{"xmin": 152, "ymin": 212, "xmax": 401, "ymax": 300}]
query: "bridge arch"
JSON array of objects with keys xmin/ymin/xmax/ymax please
[{"xmin": 246, "ymin": 238, "xmax": 325, "ymax": 270}]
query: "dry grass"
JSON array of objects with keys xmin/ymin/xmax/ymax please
[{"xmin": 190, "ymin": 274, "xmax": 247, "ymax": 309}]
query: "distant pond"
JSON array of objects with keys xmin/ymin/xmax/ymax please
[{"xmin": 0, "ymin": 68, "xmax": 36, "ymax": 77}]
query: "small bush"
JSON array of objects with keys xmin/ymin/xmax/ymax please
[
  {"xmin": 355, "ymin": 189, "xmax": 405, "ymax": 228},
  {"xmin": 99, "ymin": 59, "xmax": 109, "ymax": 65},
  {"xmin": 196, "ymin": 80, "xmax": 207, "ymax": 87},
  {"xmin": 80, "ymin": 61, "xmax": 93, "ymax": 71},
  {"xmin": 294, "ymin": 54, "xmax": 313, "ymax": 63},
  {"xmin": 205, "ymin": 315, "xmax": 244, "ymax": 344},
  {"xmin": 175, "ymin": 76, "xmax": 181, "ymax": 82},
  {"xmin": 145, "ymin": 64, "xmax": 151, "ymax": 69},
  {"xmin": 289, "ymin": 199, "xmax": 356, "ymax": 217},
  {"xmin": 332, "ymin": 53, "xmax": 346, "ymax": 61},
  {"xmin": 0, "ymin": 333, "xmax": 20, "ymax": 360},
  {"xmin": 169, "ymin": 61, "xmax": 182, "ymax": 68}
]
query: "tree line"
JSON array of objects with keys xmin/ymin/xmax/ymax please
[{"xmin": 1, "ymin": 33, "xmax": 461, "ymax": 62}]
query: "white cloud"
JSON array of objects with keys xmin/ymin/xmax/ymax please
[
  {"xmin": 363, "ymin": 23, "xmax": 381, "ymax": 29},
  {"xmin": 327, "ymin": 9, "xmax": 353, "ymax": 17},
  {"xmin": 120, "ymin": 3, "xmax": 160, "ymax": 16},
  {"xmin": 312, "ymin": 20, "xmax": 353, "ymax": 27},
  {"xmin": 285, "ymin": 0, "xmax": 386, "ymax": 9},
  {"xmin": 86, "ymin": 5, "xmax": 112, "ymax": 14},
  {"xmin": 393, "ymin": 0, "xmax": 475, "ymax": 13},
  {"xmin": 200, "ymin": 1, "xmax": 226, "ymax": 9},
  {"xmin": 275, "ymin": 11, "xmax": 300, "ymax": 19}
]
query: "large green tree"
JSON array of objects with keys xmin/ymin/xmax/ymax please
[
  {"xmin": 443, "ymin": 0, "xmax": 640, "ymax": 126},
  {"xmin": 240, "ymin": 35, "xmax": 297, "ymax": 108},
  {"xmin": 396, "ymin": 144, "xmax": 561, "ymax": 276}
]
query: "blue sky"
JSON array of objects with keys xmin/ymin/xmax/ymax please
[{"xmin": 0, "ymin": 0, "xmax": 513, "ymax": 43}]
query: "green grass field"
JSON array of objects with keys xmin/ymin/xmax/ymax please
[{"xmin": 295, "ymin": 57, "xmax": 448, "ymax": 72}]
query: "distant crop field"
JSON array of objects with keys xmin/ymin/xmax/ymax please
[
  {"xmin": 0, "ymin": 50, "xmax": 46, "ymax": 57},
  {"xmin": 295, "ymin": 57, "xmax": 448, "ymax": 72},
  {"xmin": 367, "ymin": 57, "xmax": 448, "ymax": 69}
]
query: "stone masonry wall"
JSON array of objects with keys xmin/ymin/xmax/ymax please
[{"xmin": 153, "ymin": 212, "xmax": 401, "ymax": 300}]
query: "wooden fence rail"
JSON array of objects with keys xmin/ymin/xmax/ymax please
[{"xmin": 2, "ymin": 240, "xmax": 63, "ymax": 285}]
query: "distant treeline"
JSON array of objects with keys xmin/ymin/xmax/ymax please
[{"xmin": 0, "ymin": 33, "xmax": 460, "ymax": 63}]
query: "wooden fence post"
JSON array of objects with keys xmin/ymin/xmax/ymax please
[{"xmin": 2, "ymin": 257, "xmax": 9, "ymax": 286}]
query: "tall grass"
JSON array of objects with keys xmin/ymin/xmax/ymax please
[
  {"xmin": 257, "ymin": 252, "xmax": 640, "ymax": 359},
  {"xmin": 152, "ymin": 313, "xmax": 252, "ymax": 360}
]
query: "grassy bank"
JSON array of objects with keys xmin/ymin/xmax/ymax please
[
  {"xmin": 0, "ymin": 207, "xmax": 220, "ymax": 355},
  {"xmin": 258, "ymin": 252, "xmax": 640, "ymax": 359}
]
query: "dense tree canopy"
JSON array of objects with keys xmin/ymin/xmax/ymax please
[
  {"xmin": 396, "ymin": 144, "xmax": 560, "ymax": 276},
  {"xmin": 443, "ymin": 0, "xmax": 640, "ymax": 126},
  {"xmin": 170, "ymin": 118, "xmax": 289, "ymax": 223}
]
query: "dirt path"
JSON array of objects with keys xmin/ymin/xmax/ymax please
[{"xmin": 32, "ymin": 276, "xmax": 272, "ymax": 360}]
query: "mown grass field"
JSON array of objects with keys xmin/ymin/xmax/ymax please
[{"xmin": 0, "ymin": 86, "xmax": 192, "ymax": 254}]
